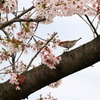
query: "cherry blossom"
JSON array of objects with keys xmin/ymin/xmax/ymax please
[
  {"xmin": 40, "ymin": 47, "xmax": 61, "ymax": 69},
  {"xmin": 9, "ymin": 73, "xmax": 18, "ymax": 84},
  {"xmin": 0, "ymin": 50, "xmax": 11, "ymax": 63},
  {"xmin": 17, "ymin": 21, "xmax": 37, "ymax": 42},
  {"xmin": 4, "ymin": 38, "xmax": 24, "ymax": 53},
  {"xmin": 9, "ymin": 73, "xmax": 25, "ymax": 90},
  {"xmin": 33, "ymin": 0, "xmax": 100, "ymax": 24},
  {"xmin": 16, "ymin": 61, "xmax": 26, "ymax": 72},
  {"xmin": 0, "ymin": 0, "xmax": 18, "ymax": 13}
]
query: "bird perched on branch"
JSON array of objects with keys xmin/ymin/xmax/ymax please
[{"xmin": 58, "ymin": 37, "xmax": 82, "ymax": 50}]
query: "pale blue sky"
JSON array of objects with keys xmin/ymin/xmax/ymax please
[{"xmin": 1, "ymin": 0, "xmax": 100, "ymax": 100}]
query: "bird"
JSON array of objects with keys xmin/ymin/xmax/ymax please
[{"xmin": 58, "ymin": 37, "xmax": 82, "ymax": 50}]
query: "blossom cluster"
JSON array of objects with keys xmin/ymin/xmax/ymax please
[
  {"xmin": 17, "ymin": 13, "xmax": 37, "ymax": 42},
  {"xmin": 4, "ymin": 37, "xmax": 25, "ymax": 53},
  {"xmin": 17, "ymin": 28, "xmax": 35, "ymax": 42},
  {"xmin": 0, "ymin": 0, "xmax": 18, "ymax": 14},
  {"xmin": 33, "ymin": 40, "xmax": 46, "ymax": 51},
  {"xmin": 33, "ymin": 0, "xmax": 99, "ymax": 24},
  {"xmin": 40, "ymin": 48, "xmax": 61, "ymax": 69},
  {"xmin": 15, "ymin": 61, "xmax": 26, "ymax": 72},
  {"xmin": 33, "ymin": 35, "xmax": 61, "ymax": 69},
  {"xmin": 47, "ymin": 33, "xmax": 61, "ymax": 49},
  {"xmin": 0, "ymin": 49, "xmax": 11, "ymax": 63},
  {"xmin": 9, "ymin": 73, "xmax": 25, "ymax": 90}
]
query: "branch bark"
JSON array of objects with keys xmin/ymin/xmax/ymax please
[
  {"xmin": 0, "ymin": 36, "xmax": 100, "ymax": 100},
  {"xmin": 0, "ymin": 18, "xmax": 46, "ymax": 29},
  {"xmin": 0, "ymin": 5, "xmax": 46, "ymax": 29}
]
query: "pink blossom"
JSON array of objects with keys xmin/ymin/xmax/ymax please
[
  {"xmin": 9, "ymin": 73, "xmax": 25, "ymax": 90},
  {"xmin": 1, "ymin": 0, "xmax": 18, "ymax": 13},
  {"xmin": 9, "ymin": 73, "xmax": 18, "ymax": 85},
  {"xmin": 16, "ymin": 61, "xmax": 26, "ymax": 72},
  {"xmin": 40, "ymin": 48, "xmax": 61, "ymax": 69},
  {"xmin": 33, "ymin": 0, "xmax": 98, "ymax": 24}
]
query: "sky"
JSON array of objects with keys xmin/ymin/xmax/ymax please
[{"xmin": 1, "ymin": 0, "xmax": 100, "ymax": 100}]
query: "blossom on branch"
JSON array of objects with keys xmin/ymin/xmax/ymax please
[
  {"xmin": 33, "ymin": 0, "xmax": 100, "ymax": 24},
  {"xmin": 40, "ymin": 47, "xmax": 61, "ymax": 69},
  {"xmin": 0, "ymin": 0, "xmax": 18, "ymax": 13},
  {"xmin": 9, "ymin": 73, "xmax": 25, "ymax": 90}
]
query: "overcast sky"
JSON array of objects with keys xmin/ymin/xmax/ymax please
[{"xmin": 1, "ymin": 0, "xmax": 100, "ymax": 100}]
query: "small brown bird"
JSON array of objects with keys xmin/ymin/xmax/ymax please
[{"xmin": 59, "ymin": 37, "xmax": 82, "ymax": 50}]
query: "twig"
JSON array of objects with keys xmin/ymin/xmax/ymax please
[
  {"xmin": 85, "ymin": 14, "xmax": 99, "ymax": 37},
  {"xmin": 34, "ymin": 35, "xmax": 46, "ymax": 41},
  {"xmin": 0, "ymin": 65, "xmax": 12, "ymax": 72},
  {"xmin": 77, "ymin": 14, "xmax": 94, "ymax": 35},
  {"xmin": 85, "ymin": 5, "xmax": 96, "ymax": 13},
  {"xmin": 0, "ymin": 72, "xmax": 8, "ymax": 74},
  {"xmin": 11, "ymin": 53, "xmax": 16, "ymax": 73},
  {"xmin": 12, "ymin": 18, "xmax": 46, "ymax": 23},
  {"xmin": 77, "ymin": 14, "xmax": 90, "ymax": 26},
  {"xmin": 0, "ymin": 18, "xmax": 46, "ymax": 30},
  {"xmin": 27, "ymin": 20, "xmax": 41, "ymax": 44},
  {"xmin": 92, "ymin": 14, "xmax": 98, "ymax": 23},
  {"xmin": 25, "ymin": 32, "xmax": 58, "ymax": 72},
  {"xmin": 1, "ymin": 29, "xmax": 10, "ymax": 39},
  {"xmin": 13, "ymin": 5, "xmax": 35, "ymax": 19},
  {"xmin": 96, "ymin": 20, "xmax": 100, "ymax": 30},
  {"xmin": 15, "ymin": 50, "xmax": 23, "ymax": 63}
]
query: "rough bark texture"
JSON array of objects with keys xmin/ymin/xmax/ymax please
[{"xmin": 0, "ymin": 36, "xmax": 100, "ymax": 100}]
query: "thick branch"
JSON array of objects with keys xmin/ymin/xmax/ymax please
[
  {"xmin": 14, "ymin": 18, "xmax": 46, "ymax": 23},
  {"xmin": 0, "ymin": 18, "xmax": 46, "ymax": 30},
  {"xmin": 0, "ymin": 36, "xmax": 100, "ymax": 100}
]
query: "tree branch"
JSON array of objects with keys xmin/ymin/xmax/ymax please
[
  {"xmin": 25, "ymin": 32, "xmax": 58, "ymax": 71},
  {"xmin": 85, "ymin": 14, "xmax": 99, "ymax": 37},
  {"xmin": 1, "ymin": 29, "xmax": 10, "ymax": 39},
  {"xmin": 0, "ymin": 35, "xmax": 100, "ymax": 100},
  {"xmin": 0, "ymin": 18, "xmax": 46, "ymax": 29},
  {"xmin": 11, "ymin": 18, "xmax": 46, "ymax": 23},
  {"xmin": 13, "ymin": 5, "xmax": 35, "ymax": 19},
  {"xmin": 0, "ymin": 5, "xmax": 46, "ymax": 29}
]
